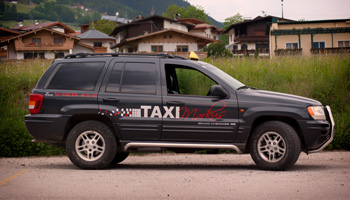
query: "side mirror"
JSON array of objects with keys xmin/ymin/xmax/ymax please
[{"xmin": 208, "ymin": 85, "xmax": 229, "ymax": 99}]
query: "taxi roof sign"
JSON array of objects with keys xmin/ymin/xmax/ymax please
[{"xmin": 189, "ymin": 51, "xmax": 199, "ymax": 61}]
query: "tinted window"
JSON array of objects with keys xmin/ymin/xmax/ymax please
[
  {"xmin": 121, "ymin": 63, "xmax": 156, "ymax": 94},
  {"xmin": 47, "ymin": 62, "xmax": 104, "ymax": 90},
  {"xmin": 165, "ymin": 64, "xmax": 217, "ymax": 96},
  {"xmin": 106, "ymin": 63, "xmax": 123, "ymax": 93}
]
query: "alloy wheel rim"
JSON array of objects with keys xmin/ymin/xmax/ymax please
[
  {"xmin": 75, "ymin": 131, "xmax": 105, "ymax": 161},
  {"xmin": 257, "ymin": 131, "xmax": 286, "ymax": 163}
]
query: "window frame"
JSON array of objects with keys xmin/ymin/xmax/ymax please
[
  {"xmin": 286, "ymin": 42, "xmax": 299, "ymax": 49},
  {"xmin": 165, "ymin": 64, "xmax": 218, "ymax": 97},
  {"xmin": 105, "ymin": 62, "xmax": 157, "ymax": 95},
  {"xmin": 32, "ymin": 38, "xmax": 41, "ymax": 44},
  {"xmin": 45, "ymin": 62, "xmax": 105, "ymax": 91},
  {"xmin": 338, "ymin": 40, "xmax": 350, "ymax": 48},
  {"xmin": 312, "ymin": 41, "xmax": 326, "ymax": 49},
  {"xmin": 93, "ymin": 42, "xmax": 103, "ymax": 47},
  {"xmin": 151, "ymin": 45, "xmax": 163, "ymax": 52},
  {"xmin": 54, "ymin": 38, "xmax": 63, "ymax": 44},
  {"xmin": 176, "ymin": 45, "xmax": 189, "ymax": 52}
]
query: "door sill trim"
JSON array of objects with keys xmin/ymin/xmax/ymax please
[{"xmin": 123, "ymin": 141, "xmax": 242, "ymax": 154}]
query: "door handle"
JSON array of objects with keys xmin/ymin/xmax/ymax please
[
  {"xmin": 103, "ymin": 98, "xmax": 120, "ymax": 102},
  {"xmin": 166, "ymin": 101, "xmax": 185, "ymax": 106}
]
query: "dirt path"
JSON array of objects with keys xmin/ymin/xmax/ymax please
[{"xmin": 1, "ymin": 151, "xmax": 350, "ymax": 199}]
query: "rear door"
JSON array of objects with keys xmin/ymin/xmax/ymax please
[{"xmin": 98, "ymin": 57, "xmax": 162, "ymax": 141}]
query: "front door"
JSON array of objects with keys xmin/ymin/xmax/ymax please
[{"xmin": 160, "ymin": 60, "xmax": 239, "ymax": 143}]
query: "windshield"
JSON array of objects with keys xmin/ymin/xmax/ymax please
[{"xmin": 198, "ymin": 61, "xmax": 245, "ymax": 89}]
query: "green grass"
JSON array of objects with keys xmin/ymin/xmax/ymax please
[
  {"xmin": 0, "ymin": 56, "xmax": 349, "ymax": 157},
  {"xmin": 0, "ymin": 19, "xmax": 50, "ymax": 28},
  {"xmin": 0, "ymin": 59, "xmax": 65, "ymax": 156},
  {"xmin": 204, "ymin": 55, "xmax": 350, "ymax": 150}
]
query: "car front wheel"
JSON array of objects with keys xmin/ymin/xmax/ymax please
[{"xmin": 249, "ymin": 121, "xmax": 301, "ymax": 170}]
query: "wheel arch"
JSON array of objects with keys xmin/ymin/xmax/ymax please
[
  {"xmin": 63, "ymin": 114, "xmax": 121, "ymax": 142},
  {"xmin": 244, "ymin": 116, "xmax": 306, "ymax": 153}
]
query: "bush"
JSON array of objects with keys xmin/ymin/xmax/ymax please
[{"xmin": 206, "ymin": 42, "xmax": 233, "ymax": 58}]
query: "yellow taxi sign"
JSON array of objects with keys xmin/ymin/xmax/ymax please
[{"xmin": 189, "ymin": 51, "xmax": 199, "ymax": 61}]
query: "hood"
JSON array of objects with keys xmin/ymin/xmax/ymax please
[{"xmin": 237, "ymin": 89, "xmax": 322, "ymax": 107}]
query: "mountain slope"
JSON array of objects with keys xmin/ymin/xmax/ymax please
[{"xmin": 69, "ymin": 0, "xmax": 223, "ymax": 27}]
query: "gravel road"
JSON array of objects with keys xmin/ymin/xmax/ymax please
[{"xmin": 1, "ymin": 151, "xmax": 350, "ymax": 200}]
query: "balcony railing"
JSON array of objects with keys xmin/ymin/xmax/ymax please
[
  {"xmin": 311, "ymin": 47, "xmax": 350, "ymax": 54},
  {"xmin": 25, "ymin": 43, "xmax": 64, "ymax": 47},
  {"xmin": 232, "ymin": 49, "xmax": 269, "ymax": 55},
  {"xmin": 274, "ymin": 49, "xmax": 303, "ymax": 56}
]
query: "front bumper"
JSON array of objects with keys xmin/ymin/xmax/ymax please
[{"xmin": 308, "ymin": 106, "xmax": 335, "ymax": 153}]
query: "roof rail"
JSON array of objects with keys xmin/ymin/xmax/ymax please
[{"xmin": 63, "ymin": 52, "xmax": 187, "ymax": 59}]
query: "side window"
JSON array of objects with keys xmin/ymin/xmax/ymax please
[
  {"xmin": 165, "ymin": 65, "xmax": 217, "ymax": 96},
  {"xmin": 106, "ymin": 62, "xmax": 157, "ymax": 94},
  {"xmin": 47, "ymin": 62, "xmax": 104, "ymax": 90},
  {"xmin": 106, "ymin": 63, "xmax": 123, "ymax": 93},
  {"xmin": 121, "ymin": 63, "xmax": 156, "ymax": 94}
]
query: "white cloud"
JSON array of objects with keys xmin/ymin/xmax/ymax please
[{"xmin": 187, "ymin": 0, "xmax": 350, "ymax": 22}]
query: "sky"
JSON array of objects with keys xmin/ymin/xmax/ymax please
[{"xmin": 186, "ymin": 0, "xmax": 350, "ymax": 22}]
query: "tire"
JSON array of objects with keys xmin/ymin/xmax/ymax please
[
  {"xmin": 249, "ymin": 121, "xmax": 301, "ymax": 171},
  {"xmin": 111, "ymin": 152, "xmax": 130, "ymax": 164},
  {"xmin": 66, "ymin": 121, "xmax": 117, "ymax": 169}
]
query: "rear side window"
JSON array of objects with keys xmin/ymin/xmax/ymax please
[
  {"xmin": 106, "ymin": 62, "xmax": 156, "ymax": 94},
  {"xmin": 47, "ymin": 62, "xmax": 104, "ymax": 91}
]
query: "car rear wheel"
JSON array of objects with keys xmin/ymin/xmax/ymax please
[
  {"xmin": 66, "ymin": 121, "xmax": 117, "ymax": 169},
  {"xmin": 249, "ymin": 121, "xmax": 301, "ymax": 170}
]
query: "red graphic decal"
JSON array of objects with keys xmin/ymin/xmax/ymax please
[
  {"xmin": 53, "ymin": 92, "xmax": 97, "ymax": 98},
  {"xmin": 180, "ymin": 101, "xmax": 226, "ymax": 121}
]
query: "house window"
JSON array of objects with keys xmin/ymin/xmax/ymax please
[
  {"xmin": 176, "ymin": 45, "xmax": 188, "ymax": 52},
  {"xmin": 286, "ymin": 42, "xmax": 298, "ymax": 49},
  {"xmin": 24, "ymin": 52, "xmax": 45, "ymax": 59},
  {"xmin": 151, "ymin": 45, "xmax": 163, "ymax": 52},
  {"xmin": 32, "ymin": 38, "xmax": 41, "ymax": 44},
  {"xmin": 55, "ymin": 52, "xmax": 64, "ymax": 58},
  {"xmin": 312, "ymin": 41, "xmax": 325, "ymax": 49},
  {"xmin": 94, "ymin": 42, "xmax": 102, "ymax": 47},
  {"xmin": 169, "ymin": 35, "xmax": 172, "ymax": 39},
  {"xmin": 338, "ymin": 41, "xmax": 350, "ymax": 48},
  {"xmin": 241, "ymin": 44, "xmax": 248, "ymax": 51},
  {"xmin": 164, "ymin": 35, "xmax": 167, "ymax": 39},
  {"xmin": 54, "ymin": 38, "xmax": 63, "ymax": 44}
]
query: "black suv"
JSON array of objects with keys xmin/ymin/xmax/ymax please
[{"xmin": 25, "ymin": 52, "xmax": 334, "ymax": 170}]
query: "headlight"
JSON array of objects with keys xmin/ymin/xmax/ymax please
[{"xmin": 307, "ymin": 106, "xmax": 326, "ymax": 120}]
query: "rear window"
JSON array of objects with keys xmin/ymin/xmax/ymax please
[{"xmin": 47, "ymin": 62, "xmax": 104, "ymax": 91}]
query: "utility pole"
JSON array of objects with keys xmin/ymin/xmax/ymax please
[{"xmin": 281, "ymin": 0, "xmax": 284, "ymax": 19}]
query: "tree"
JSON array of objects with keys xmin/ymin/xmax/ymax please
[
  {"xmin": 183, "ymin": 5, "xmax": 209, "ymax": 23},
  {"xmin": 3, "ymin": 4, "xmax": 17, "ymax": 20},
  {"xmin": 89, "ymin": 19, "xmax": 118, "ymax": 35},
  {"xmin": 162, "ymin": 4, "xmax": 186, "ymax": 19},
  {"xmin": 0, "ymin": 0, "xmax": 5, "ymax": 16},
  {"xmin": 162, "ymin": 4, "xmax": 209, "ymax": 23},
  {"xmin": 221, "ymin": 13, "xmax": 244, "ymax": 44},
  {"xmin": 222, "ymin": 13, "xmax": 243, "ymax": 30}
]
